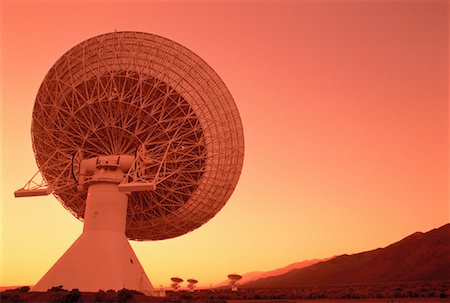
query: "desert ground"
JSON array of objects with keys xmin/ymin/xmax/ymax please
[{"xmin": 1, "ymin": 280, "xmax": 449, "ymax": 303}]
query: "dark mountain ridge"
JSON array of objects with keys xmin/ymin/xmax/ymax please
[{"xmin": 244, "ymin": 224, "xmax": 449, "ymax": 288}]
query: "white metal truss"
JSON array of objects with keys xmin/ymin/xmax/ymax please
[
  {"xmin": 14, "ymin": 170, "xmax": 52, "ymax": 197},
  {"xmin": 30, "ymin": 31, "xmax": 244, "ymax": 241}
]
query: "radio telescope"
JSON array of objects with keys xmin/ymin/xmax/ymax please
[
  {"xmin": 186, "ymin": 279, "xmax": 198, "ymax": 292},
  {"xmin": 228, "ymin": 274, "xmax": 242, "ymax": 291},
  {"xmin": 15, "ymin": 31, "xmax": 244, "ymax": 295},
  {"xmin": 170, "ymin": 277, "xmax": 183, "ymax": 291}
]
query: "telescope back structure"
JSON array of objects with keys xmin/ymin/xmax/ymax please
[{"xmin": 15, "ymin": 31, "xmax": 244, "ymax": 295}]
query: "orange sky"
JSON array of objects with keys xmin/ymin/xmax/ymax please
[{"xmin": 1, "ymin": 0, "xmax": 448, "ymax": 288}]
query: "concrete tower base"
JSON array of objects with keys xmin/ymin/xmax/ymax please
[{"xmin": 32, "ymin": 182, "xmax": 159, "ymax": 296}]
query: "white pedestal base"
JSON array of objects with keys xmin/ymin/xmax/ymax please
[
  {"xmin": 32, "ymin": 182, "xmax": 159, "ymax": 296},
  {"xmin": 32, "ymin": 231, "xmax": 156, "ymax": 295}
]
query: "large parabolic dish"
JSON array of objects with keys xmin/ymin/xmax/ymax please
[{"xmin": 31, "ymin": 31, "xmax": 244, "ymax": 241}]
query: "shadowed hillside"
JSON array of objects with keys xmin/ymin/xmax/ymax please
[
  {"xmin": 215, "ymin": 258, "xmax": 331, "ymax": 287},
  {"xmin": 244, "ymin": 224, "xmax": 450, "ymax": 288}
]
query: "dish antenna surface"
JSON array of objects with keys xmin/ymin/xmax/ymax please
[{"xmin": 15, "ymin": 31, "xmax": 244, "ymax": 295}]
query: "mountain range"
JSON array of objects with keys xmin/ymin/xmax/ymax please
[
  {"xmin": 243, "ymin": 224, "xmax": 449, "ymax": 288},
  {"xmin": 215, "ymin": 258, "xmax": 332, "ymax": 287}
]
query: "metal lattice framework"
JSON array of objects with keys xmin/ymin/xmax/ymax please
[{"xmin": 31, "ymin": 31, "xmax": 244, "ymax": 240}]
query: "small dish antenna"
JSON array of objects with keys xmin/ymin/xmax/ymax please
[
  {"xmin": 228, "ymin": 274, "xmax": 243, "ymax": 291},
  {"xmin": 187, "ymin": 279, "xmax": 198, "ymax": 292},
  {"xmin": 170, "ymin": 277, "xmax": 184, "ymax": 291}
]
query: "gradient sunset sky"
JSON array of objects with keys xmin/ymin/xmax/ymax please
[{"xmin": 1, "ymin": 0, "xmax": 448, "ymax": 288}]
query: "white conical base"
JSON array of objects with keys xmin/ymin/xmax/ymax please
[
  {"xmin": 32, "ymin": 231, "xmax": 156, "ymax": 295},
  {"xmin": 32, "ymin": 181, "xmax": 159, "ymax": 296}
]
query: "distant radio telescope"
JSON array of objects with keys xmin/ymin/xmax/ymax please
[
  {"xmin": 15, "ymin": 31, "xmax": 244, "ymax": 295},
  {"xmin": 228, "ymin": 274, "xmax": 243, "ymax": 291},
  {"xmin": 187, "ymin": 279, "xmax": 198, "ymax": 292},
  {"xmin": 170, "ymin": 277, "xmax": 184, "ymax": 292}
]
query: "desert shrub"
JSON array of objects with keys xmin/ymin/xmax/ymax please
[
  {"xmin": 48, "ymin": 285, "xmax": 66, "ymax": 292},
  {"xmin": 129, "ymin": 289, "xmax": 144, "ymax": 295},
  {"xmin": 118, "ymin": 288, "xmax": 133, "ymax": 302},
  {"xmin": 62, "ymin": 288, "xmax": 81, "ymax": 302},
  {"xmin": 13, "ymin": 286, "xmax": 30, "ymax": 292},
  {"xmin": 95, "ymin": 289, "xmax": 106, "ymax": 301}
]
